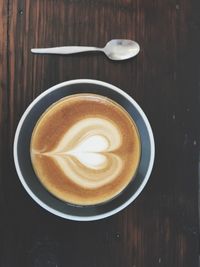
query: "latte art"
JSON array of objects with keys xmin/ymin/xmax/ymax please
[
  {"xmin": 31, "ymin": 94, "xmax": 141, "ymax": 205},
  {"xmin": 34, "ymin": 118, "xmax": 123, "ymax": 189}
]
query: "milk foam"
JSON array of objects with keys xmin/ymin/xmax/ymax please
[{"xmin": 67, "ymin": 135, "xmax": 108, "ymax": 169}]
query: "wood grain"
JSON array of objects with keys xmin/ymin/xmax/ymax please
[
  {"xmin": 0, "ymin": 1, "xmax": 8, "ymax": 264},
  {"xmin": 0, "ymin": 0, "xmax": 199, "ymax": 266}
]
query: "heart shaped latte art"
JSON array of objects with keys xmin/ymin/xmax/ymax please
[
  {"xmin": 30, "ymin": 94, "xmax": 142, "ymax": 205},
  {"xmin": 33, "ymin": 118, "xmax": 123, "ymax": 189}
]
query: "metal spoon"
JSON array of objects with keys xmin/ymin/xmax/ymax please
[{"xmin": 31, "ymin": 39, "xmax": 140, "ymax": 60}]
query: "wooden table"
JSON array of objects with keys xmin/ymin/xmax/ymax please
[{"xmin": 0, "ymin": 1, "xmax": 199, "ymax": 266}]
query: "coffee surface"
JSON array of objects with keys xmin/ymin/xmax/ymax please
[{"xmin": 30, "ymin": 94, "xmax": 141, "ymax": 205}]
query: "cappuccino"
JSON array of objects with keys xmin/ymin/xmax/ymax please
[{"xmin": 30, "ymin": 94, "xmax": 141, "ymax": 205}]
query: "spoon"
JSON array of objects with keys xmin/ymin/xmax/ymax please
[{"xmin": 31, "ymin": 39, "xmax": 140, "ymax": 60}]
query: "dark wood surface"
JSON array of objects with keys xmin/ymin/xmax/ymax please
[{"xmin": 0, "ymin": 1, "xmax": 199, "ymax": 266}]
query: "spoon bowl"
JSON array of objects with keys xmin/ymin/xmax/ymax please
[{"xmin": 103, "ymin": 39, "xmax": 140, "ymax": 60}]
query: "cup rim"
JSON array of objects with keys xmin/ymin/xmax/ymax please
[{"xmin": 13, "ymin": 79, "xmax": 155, "ymax": 221}]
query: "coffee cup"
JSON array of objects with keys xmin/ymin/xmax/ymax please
[{"xmin": 13, "ymin": 79, "xmax": 155, "ymax": 221}]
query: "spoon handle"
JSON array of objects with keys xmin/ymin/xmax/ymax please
[{"xmin": 31, "ymin": 46, "xmax": 102, "ymax": 54}]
